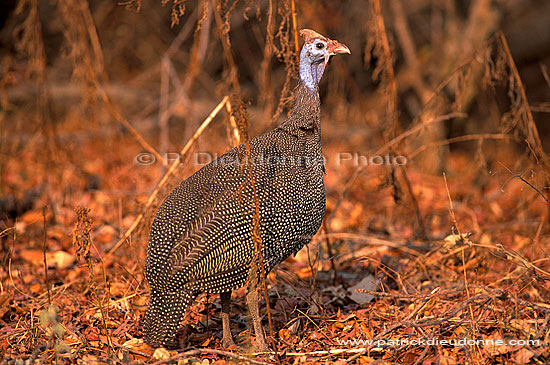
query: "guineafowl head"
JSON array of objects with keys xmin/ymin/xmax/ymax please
[{"xmin": 299, "ymin": 29, "xmax": 350, "ymax": 93}]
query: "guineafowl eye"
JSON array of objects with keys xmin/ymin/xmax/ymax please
[{"xmin": 315, "ymin": 42, "xmax": 325, "ymax": 49}]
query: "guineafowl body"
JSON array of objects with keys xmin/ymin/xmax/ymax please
[{"xmin": 144, "ymin": 29, "xmax": 350, "ymax": 349}]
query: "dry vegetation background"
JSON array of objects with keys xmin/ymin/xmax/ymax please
[{"xmin": 1, "ymin": 0, "xmax": 550, "ymax": 363}]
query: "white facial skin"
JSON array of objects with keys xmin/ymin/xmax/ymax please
[
  {"xmin": 299, "ymin": 37, "xmax": 350, "ymax": 93},
  {"xmin": 308, "ymin": 39, "xmax": 331, "ymax": 65},
  {"xmin": 300, "ymin": 38, "xmax": 331, "ymax": 93}
]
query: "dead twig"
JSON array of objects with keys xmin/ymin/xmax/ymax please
[
  {"xmin": 258, "ymin": 0, "xmax": 275, "ymax": 118},
  {"xmin": 212, "ymin": 0, "xmax": 240, "ymax": 95},
  {"xmin": 158, "ymin": 57, "xmax": 170, "ymax": 153},
  {"xmin": 498, "ymin": 32, "xmax": 548, "ymax": 166},
  {"xmin": 182, "ymin": 1, "xmax": 211, "ymax": 96},
  {"xmin": 409, "ymin": 133, "xmax": 519, "ymax": 159},
  {"xmin": 443, "ymin": 173, "xmax": 461, "ymax": 236},
  {"xmin": 290, "ymin": 0, "xmax": 299, "ymax": 54},
  {"xmin": 369, "ymin": 0, "xmax": 428, "ymax": 239},
  {"xmin": 370, "ymin": 0, "xmax": 398, "ymax": 134},
  {"xmin": 224, "ymin": 99, "xmax": 241, "ymax": 145},
  {"xmin": 42, "ymin": 206, "xmax": 51, "ymax": 305},
  {"xmin": 107, "ymin": 96, "xmax": 229, "ymax": 256},
  {"xmin": 348, "ymin": 294, "xmax": 493, "ymax": 361},
  {"xmin": 401, "ymin": 165, "xmax": 428, "ymax": 239},
  {"xmin": 95, "ymin": 82, "xmax": 167, "ymax": 166},
  {"xmin": 283, "ymin": 348, "xmax": 367, "ymax": 357},
  {"xmin": 498, "ymin": 162, "xmax": 550, "ymax": 205},
  {"xmin": 152, "ymin": 348, "xmax": 271, "ymax": 365},
  {"xmin": 327, "ymin": 112, "xmax": 466, "ymax": 226},
  {"xmin": 472, "ymin": 241, "xmax": 550, "ymax": 278},
  {"xmin": 312, "ymin": 232, "xmax": 417, "ymax": 255},
  {"xmin": 321, "ymin": 219, "xmax": 336, "ymax": 272},
  {"xmin": 443, "ymin": 173, "xmax": 477, "ymax": 337},
  {"xmin": 212, "ymin": 0, "xmax": 277, "ymax": 354},
  {"xmin": 295, "ymin": 308, "xmax": 335, "ymax": 345}
]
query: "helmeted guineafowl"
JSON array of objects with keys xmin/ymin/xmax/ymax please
[{"xmin": 144, "ymin": 29, "xmax": 350, "ymax": 350}]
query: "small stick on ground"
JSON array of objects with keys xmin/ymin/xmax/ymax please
[
  {"xmin": 42, "ymin": 206, "xmax": 51, "ymax": 305},
  {"xmin": 443, "ymin": 173, "xmax": 461, "ymax": 236},
  {"xmin": 443, "ymin": 172, "xmax": 476, "ymax": 335},
  {"xmin": 152, "ymin": 348, "xmax": 271, "ymax": 365}
]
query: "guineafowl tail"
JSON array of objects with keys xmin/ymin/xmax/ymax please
[{"xmin": 143, "ymin": 289, "xmax": 195, "ymax": 348}]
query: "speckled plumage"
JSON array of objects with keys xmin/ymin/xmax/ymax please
[{"xmin": 144, "ymin": 29, "xmax": 350, "ymax": 349}]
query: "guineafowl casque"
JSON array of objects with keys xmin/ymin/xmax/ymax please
[{"xmin": 144, "ymin": 29, "xmax": 350, "ymax": 350}]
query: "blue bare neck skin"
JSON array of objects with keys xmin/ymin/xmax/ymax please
[{"xmin": 299, "ymin": 46, "xmax": 326, "ymax": 94}]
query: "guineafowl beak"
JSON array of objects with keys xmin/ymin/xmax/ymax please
[
  {"xmin": 324, "ymin": 40, "xmax": 350, "ymax": 65},
  {"xmin": 328, "ymin": 41, "xmax": 351, "ymax": 56}
]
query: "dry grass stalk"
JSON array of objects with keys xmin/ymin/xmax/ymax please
[
  {"xmin": 72, "ymin": 206, "xmax": 113, "ymax": 350},
  {"xmin": 230, "ymin": 98, "xmax": 278, "ymax": 354},
  {"xmin": 367, "ymin": 0, "xmax": 428, "ymax": 238},
  {"xmin": 211, "ymin": 0, "xmax": 280, "ymax": 352},
  {"xmin": 107, "ymin": 96, "xmax": 229, "ymax": 256},
  {"xmin": 497, "ymin": 32, "xmax": 547, "ymax": 167},
  {"xmin": 267, "ymin": 0, "xmax": 299, "ymax": 127},
  {"xmin": 290, "ymin": 0, "xmax": 299, "ymax": 54},
  {"xmin": 158, "ymin": 57, "xmax": 170, "ymax": 153},
  {"xmin": 369, "ymin": 0, "xmax": 398, "ymax": 135},
  {"xmin": 258, "ymin": 0, "xmax": 275, "ymax": 119},
  {"xmin": 182, "ymin": 0, "xmax": 211, "ymax": 97},
  {"xmin": 224, "ymin": 99, "xmax": 241, "ymax": 145}
]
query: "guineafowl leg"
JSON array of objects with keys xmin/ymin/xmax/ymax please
[
  {"xmin": 220, "ymin": 291, "xmax": 235, "ymax": 347},
  {"xmin": 246, "ymin": 286, "xmax": 268, "ymax": 351}
]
